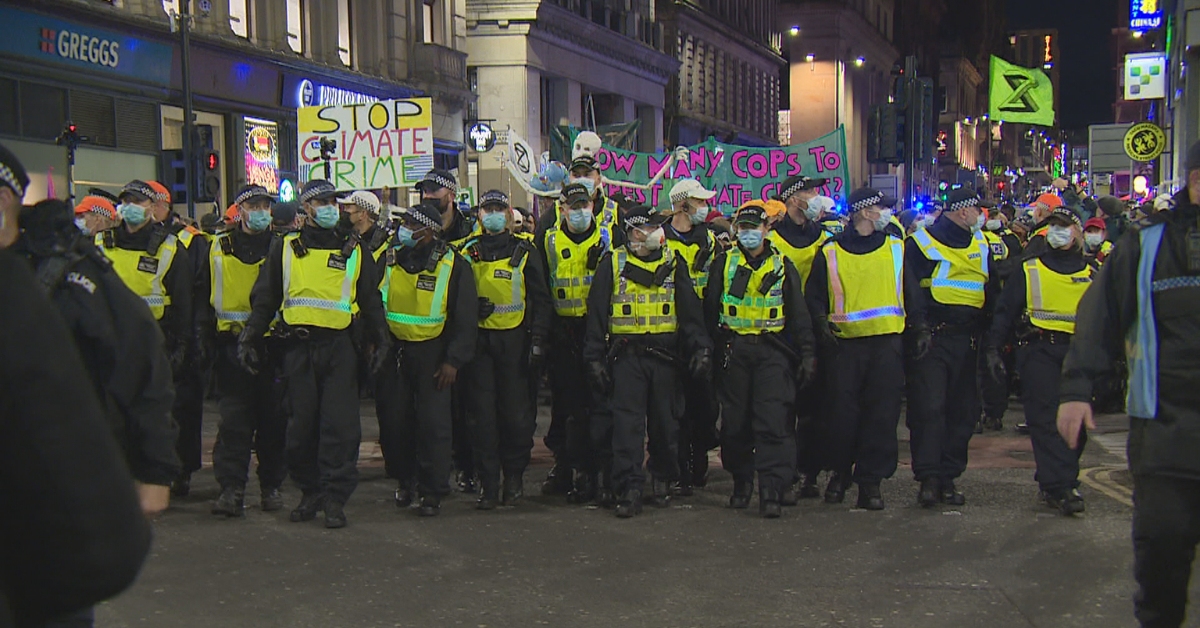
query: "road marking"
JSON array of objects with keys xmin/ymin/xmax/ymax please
[{"xmin": 1080, "ymin": 466, "xmax": 1133, "ymax": 507}]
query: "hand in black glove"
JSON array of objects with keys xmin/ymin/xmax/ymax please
[
  {"xmin": 985, "ymin": 346, "xmax": 1007, "ymax": 382},
  {"xmin": 816, "ymin": 320, "xmax": 839, "ymax": 349},
  {"xmin": 688, "ymin": 348, "xmax": 712, "ymax": 381},
  {"xmin": 794, "ymin": 352, "xmax": 817, "ymax": 389},
  {"xmin": 369, "ymin": 329, "xmax": 392, "ymax": 375},
  {"xmin": 478, "ymin": 297, "xmax": 496, "ymax": 321},
  {"xmin": 195, "ymin": 329, "xmax": 216, "ymax": 370},
  {"xmin": 911, "ymin": 325, "xmax": 933, "ymax": 360},
  {"xmin": 587, "ymin": 361, "xmax": 611, "ymax": 397},
  {"xmin": 528, "ymin": 336, "xmax": 546, "ymax": 372},
  {"xmin": 236, "ymin": 329, "xmax": 262, "ymax": 375}
]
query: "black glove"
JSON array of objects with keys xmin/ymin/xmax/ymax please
[
  {"xmin": 369, "ymin": 329, "xmax": 392, "ymax": 375},
  {"xmin": 587, "ymin": 361, "xmax": 611, "ymax": 397},
  {"xmin": 528, "ymin": 336, "xmax": 546, "ymax": 372},
  {"xmin": 816, "ymin": 319, "xmax": 839, "ymax": 349},
  {"xmin": 478, "ymin": 297, "xmax": 495, "ymax": 321},
  {"xmin": 794, "ymin": 352, "xmax": 817, "ymax": 389},
  {"xmin": 236, "ymin": 329, "xmax": 262, "ymax": 375},
  {"xmin": 195, "ymin": 329, "xmax": 216, "ymax": 370},
  {"xmin": 911, "ymin": 325, "xmax": 933, "ymax": 360},
  {"xmin": 688, "ymin": 348, "xmax": 712, "ymax": 381},
  {"xmin": 985, "ymin": 346, "xmax": 1007, "ymax": 382}
]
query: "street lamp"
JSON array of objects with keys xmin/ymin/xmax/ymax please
[
  {"xmin": 789, "ymin": 26, "xmax": 800, "ymax": 36},
  {"xmin": 854, "ymin": 56, "xmax": 865, "ymax": 67},
  {"xmin": 805, "ymin": 53, "xmax": 815, "ymax": 63}
]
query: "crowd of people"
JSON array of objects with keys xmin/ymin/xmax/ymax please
[{"xmin": 4, "ymin": 134, "xmax": 1200, "ymax": 626}]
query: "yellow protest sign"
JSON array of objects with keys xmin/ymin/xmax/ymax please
[{"xmin": 297, "ymin": 97, "xmax": 435, "ymax": 190}]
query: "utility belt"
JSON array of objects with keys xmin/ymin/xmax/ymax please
[
  {"xmin": 929, "ymin": 321, "xmax": 979, "ymax": 337},
  {"xmin": 721, "ymin": 330, "xmax": 798, "ymax": 368},
  {"xmin": 278, "ymin": 324, "xmax": 348, "ymax": 341},
  {"xmin": 608, "ymin": 338, "xmax": 680, "ymax": 366},
  {"xmin": 1016, "ymin": 327, "xmax": 1072, "ymax": 346}
]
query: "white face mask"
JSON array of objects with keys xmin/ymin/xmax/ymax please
[
  {"xmin": 871, "ymin": 209, "xmax": 893, "ymax": 232},
  {"xmin": 1046, "ymin": 225, "xmax": 1074, "ymax": 249},
  {"xmin": 971, "ymin": 212, "xmax": 986, "ymax": 233},
  {"xmin": 1084, "ymin": 232, "xmax": 1105, "ymax": 249},
  {"xmin": 985, "ymin": 219, "xmax": 1001, "ymax": 232},
  {"xmin": 630, "ymin": 226, "xmax": 665, "ymax": 255}
]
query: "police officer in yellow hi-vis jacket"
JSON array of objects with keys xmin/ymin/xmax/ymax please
[
  {"xmin": 986, "ymin": 206, "xmax": 1091, "ymax": 516},
  {"xmin": 537, "ymin": 182, "xmax": 615, "ymax": 505},
  {"xmin": 705, "ymin": 202, "xmax": 816, "ymax": 518},
  {"xmin": 805, "ymin": 188, "xmax": 928, "ymax": 510},
  {"xmin": 584, "ymin": 205, "xmax": 712, "ymax": 517},
  {"xmin": 197, "ymin": 185, "xmax": 287, "ymax": 517},
  {"xmin": 377, "ymin": 201, "xmax": 478, "ymax": 517},
  {"xmin": 664, "ymin": 178, "xmax": 722, "ymax": 496},
  {"xmin": 239, "ymin": 179, "xmax": 389, "ymax": 529},
  {"xmin": 459, "ymin": 190, "xmax": 552, "ymax": 510},
  {"xmin": 905, "ymin": 186, "xmax": 998, "ymax": 508}
]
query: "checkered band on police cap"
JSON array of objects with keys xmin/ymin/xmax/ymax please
[
  {"xmin": 234, "ymin": 185, "xmax": 273, "ymax": 206},
  {"xmin": 404, "ymin": 203, "xmax": 444, "ymax": 232},
  {"xmin": 948, "ymin": 193, "xmax": 982, "ymax": 211},
  {"xmin": 338, "ymin": 190, "xmax": 381, "ymax": 215},
  {"xmin": 122, "ymin": 180, "xmax": 165, "ymax": 202},
  {"xmin": 0, "ymin": 162, "xmax": 24, "ymax": 198},
  {"xmin": 479, "ymin": 190, "xmax": 509, "ymax": 207},
  {"xmin": 299, "ymin": 180, "xmax": 337, "ymax": 203},
  {"xmin": 779, "ymin": 178, "xmax": 807, "ymax": 202},
  {"xmin": 850, "ymin": 191, "xmax": 885, "ymax": 213},
  {"xmin": 421, "ymin": 170, "xmax": 458, "ymax": 194}
]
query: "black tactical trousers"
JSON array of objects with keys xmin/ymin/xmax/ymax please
[
  {"xmin": 1017, "ymin": 340, "xmax": 1083, "ymax": 493},
  {"xmin": 906, "ymin": 331, "xmax": 978, "ymax": 482},
  {"xmin": 550, "ymin": 323, "xmax": 611, "ymax": 476},
  {"xmin": 378, "ymin": 339, "xmax": 453, "ymax": 498},
  {"xmin": 172, "ymin": 364, "xmax": 206, "ymax": 475},
  {"xmin": 677, "ymin": 372, "xmax": 719, "ymax": 479},
  {"xmin": 610, "ymin": 347, "xmax": 679, "ymax": 494},
  {"xmin": 282, "ymin": 332, "xmax": 361, "ymax": 504},
  {"xmin": 464, "ymin": 328, "xmax": 535, "ymax": 493},
  {"xmin": 793, "ymin": 343, "xmax": 834, "ymax": 480},
  {"xmin": 212, "ymin": 336, "xmax": 287, "ymax": 491},
  {"xmin": 1132, "ymin": 474, "xmax": 1200, "ymax": 628},
  {"xmin": 976, "ymin": 343, "xmax": 1012, "ymax": 421},
  {"xmin": 825, "ymin": 334, "xmax": 904, "ymax": 485},
  {"xmin": 718, "ymin": 336, "xmax": 795, "ymax": 493}
]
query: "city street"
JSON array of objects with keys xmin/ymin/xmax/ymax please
[{"xmin": 96, "ymin": 402, "xmax": 1173, "ymax": 628}]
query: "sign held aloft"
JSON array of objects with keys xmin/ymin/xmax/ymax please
[
  {"xmin": 989, "ymin": 56, "xmax": 1055, "ymax": 127},
  {"xmin": 298, "ymin": 97, "xmax": 435, "ymax": 191}
]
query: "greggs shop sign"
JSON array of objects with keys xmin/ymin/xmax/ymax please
[{"xmin": 0, "ymin": 5, "xmax": 174, "ymax": 85}]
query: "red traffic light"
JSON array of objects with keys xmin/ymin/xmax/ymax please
[
  {"xmin": 997, "ymin": 181, "xmax": 1006, "ymax": 190},
  {"xmin": 205, "ymin": 151, "xmax": 219, "ymax": 170},
  {"xmin": 68, "ymin": 124, "xmax": 77, "ymax": 133}
]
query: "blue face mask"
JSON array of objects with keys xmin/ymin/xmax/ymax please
[
  {"xmin": 74, "ymin": 217, "xmax": 91, "ymax": 235},
  {"xmin": 481, "ymin": 211, "xmax": 508, "ymax": 234},
  {"xmin": 118, "ymin": 202, "xmax": 147, "ymax": 225},
  {"xmin": 570, "ymin": 177, "xmax": 597, "ymax": 195},
  {"xmin": 567, "ymin": 208, "xmax": 593, "ymax": 231},
  {"xmin": 737, "ymin": 228, "xmax": 764, "ymax": 250},
  {"xmin": 245, "ymin": 210, "xmax": 272, "ymax": 232},
  {"xmin": 395, "ymin": 226, "xmax": 417, "ymax": 248},
  {"xmin": 313, "ymin": 205, "xmax": 339, "ymax": 229}
]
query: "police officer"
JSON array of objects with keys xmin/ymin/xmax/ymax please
[
  {"xmin": 705, "ymin": 202, "xmax": 816, "ymax": 518},
  {"xmin": 15, "ymin": 197, "xmax": 180, "ymax": 517},
  {"xmin": 906, "ymin": 186, "xmax": 997, "ymax": 507},
  {"xmin": 339, "ymin": 190, "xmax": 389, "ymax": 261},
  {"xmin": 769, "ymin": 175, "xmax": 835, "ymax": 500},
  {"xmin": 584, "ymin": 205, "xmax": 711, "ymax": 517},
  {"xmin": 1020, "ymin": 193, "xmax": 1063, "ymax": 260},
  {"xmin": 536, "ymin": 140, "xmax": 620, "ymax": 238},
  {"xmin": 1057, "ymin": 141, "xmax": 1200, "ymax": 627},
  {"xmin": 804, "ymin": 188, "xmax": 928, "ymax": 510},
  {"xmin": 239, "ymin": 179, "xmax": 389, "ymax": 529},
  {"xmin": 459, "ymin": 190, "xmax": 552, "ymax": 509},
  {"xmin": 199, "ymin": 185, "xmax": 287, "ymax": 517},
  {"xmin": 663, "ymin": 178, "xmax": 721, "ymax": 495},
  {"xmin": 377, "ymin": 202, "xmax": 478, "ymax": 516},
  {"xmin": 975, "ymin": 202, "xmax": 1012, "ymax": 434},
  {"xmin": 73, "ymin": 195, "xmax": 120, "ymax": 237},
  {"xmin": 538, "ymin": 182, "xmax": 615, "ymax": 505},
  {"xmin": 986, "ymin": 205, "xmax": 1090, "ymax": 516}
]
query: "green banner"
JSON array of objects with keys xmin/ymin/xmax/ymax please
[
  {"xmin": 989, "ymin": 55, "xmax": 1055, "ymax": 127},
  {"xmin": 591, "ymin": 127, "xmax": 850, "ymax": 214}
]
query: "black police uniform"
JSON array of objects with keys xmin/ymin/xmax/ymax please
[
  {"xmin": 196, "ymin": 227, "xmax": 287, "ymax": 503},
  {"xmin": 1060, "ymin": 190, "xmax": 1200, "ymax": 627},
  {"xmin": 584, "ymin": 240, "xmax": 710, "ymax": 509},
  {"xmin": 904, "ymin": 210, "xmax": 999, "ymax": 504},
  {"xmin": 377, "ymin": 237, "xmax": 478, "ymax": 510},
  {"xmin": 805, "ymin": 226, "xmax": 926, "ymax": 503},
  {"xmin": 242, "ymin": 225, "xmax": 387, "ymax": 514},
  {"xmin": 16, "ymin": 207, "xmax": 181, "ymax": 488},
  {"xmin": 459, "ymin": 230, "xmax": 552, "ymax": 505},
  {"xmin": 443, "ymin": 208, "xmax": 479, "ymax": 490}
]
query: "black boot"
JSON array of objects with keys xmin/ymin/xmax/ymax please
[
  {"xmin": 856, "ymin": 483, "xmax": 884, "ymax": 511},
  {"xmin": 541, "ymin": 463, "xmax": 572, "ymax": 496},
  {"xmin": 476, "ymin": 487, "xmax": 499, "ymax": 511},
  {"xmin": 674, "ymin": 457, "xmax": 694, "ymax": 497},
  {"xmin": 615, "ymin": 488, "xmax": 643, "ymax": 518},
  {"xmin": 418, "ymin": 496, "xmax": 441, "ymax": 517},
  {"xmin": 502, "ymin": 473, "xmax": 524, "ymax": 506},
  {"xmin": 798, "ymin": 473, "xmax": 821, "ymax": 499},
  {"xmin": 212, "ymin": 486, "xmax": 245, "ymax": 517},
  {"xmin": 759, "ymin": 488, "xmax": 782, "ymax": 519},
  {"xmin": 289, "ymin": 493, "xmax": 326, "ymax": 522},
  {"xmin": 394, "ymin": 481, "xmax": 416, "ymax": 508},
  {"xmin": 692, "ymin": 451, "xmax": 710, "ymax": 488},
  {"xmin": 728, "ymin": 480, "xmax": 753, "ymax": 509},
  {"xmin": 780, "ymin": 482, "xmax": 799, "ymax": 506},
  {"xmin": 595, "ymin": 471, "xmax": 615, "ymax": 508},
  {"xmin": 985, "ymin": 415, "xmax": 1004, "ymax": 431},
  {"xmin": 566, "ymin": 470, "xmax": 596, "ymax": 504},
  {"xmin": 323, "ymin": 500, "xmax": 347, "ymax": 529},
  {"xmin": 647, "ymin": 478, "xmax": 671, "ymax": 508},
  {"xmin": 917, "ymin": 478, "xmax": 940, "ymax": 508},
  {"xmin": 260, "ymin": 487, "xmax": 284, "ymax": 512},
  {"xmin": 1041, "ymin": 488, "xmax": 1086, "ymax": 516},
  {"xmin": 170, "ymin": 472, "xmax": 191, "ymax": 498},
  {"xmin": 824, "ymin": 472, "xmax": 848, "ymax": 504},
  {"xmin": 940, "ymin": 478, "xmax": 966, "ymax": 506},
  {"xmin": 456, "ymin": 470, "xmax": 477, "ymax": 494}
]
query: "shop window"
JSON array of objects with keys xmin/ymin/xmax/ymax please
[
  {"xmin": 422, "ymin": 0, "xmax": 445, "ymax": 46},
  {"xmin": 337, "ymin": 0, "xmax": 352, "ymax": 66},
  {"xmin": 229, "ymin": 0, "xmax": 250, "ymax": 38},
  {"xmin": 114, "ymin": 100, "xmax": 159, "ymax": 153},
  {"xmin": 286, "ymin": 0, "xmax": 304, "ymax": 54},
  {"xmin": 69, "ymin": 91, "xmax": 116, "ymax": 148},
  {"xmin": 0, "ymin": 78, "xmax": 16, "ymax": 136},
  {"xmin": 20, "ymin": 85, "xmax": 66, "ymax": 141}
]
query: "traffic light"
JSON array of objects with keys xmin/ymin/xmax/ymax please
[
  {"xmin": 868, "ymin": 104, "xmax": 905, "ymax": 164},
  {"xmin": 161, "ymin": 150, "xmax": 188, "ymax": 203},
  {"xmin": 912, "ymin": 78, "xmax": 934, "ymax": 163},
  {"xmin": 195, "ymin": 149, "xmax": 221, "ymax": 203}
]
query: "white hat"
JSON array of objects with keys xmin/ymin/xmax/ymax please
[
  {"xmin": 669, "ymin": 178, "xmax": 717, "ymax": 205},
  {"xmin": 386, "ymin": 204, "xmax": 407, "ymax": 223},
  {"xmin": 338, "ymin": 190, "xmax": 381, "ymax": 216}
]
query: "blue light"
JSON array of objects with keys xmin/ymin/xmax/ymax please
[{"xmin": 914, "ymin": 201, "xmax": 925, "ymax": 210}]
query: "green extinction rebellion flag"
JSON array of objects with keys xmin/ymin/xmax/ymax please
[{"xmin": 989, "ymin": 55, "xmax": 1055, "ymax": 126}]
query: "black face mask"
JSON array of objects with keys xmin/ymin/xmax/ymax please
[{"xmin": 337, "ymin": 211, "xmax": 355, "ymax": 232}]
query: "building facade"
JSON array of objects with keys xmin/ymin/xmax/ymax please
[
  {"xmin": 656, "ymin": 0, "xmax": 785, "ymax": 147},
  {"xmin": 779, "ymin": 0, "xmax": 899, "ymax": 190},
  {"xmin": 465, "ymin": 0, "xmax": 678, "ymax": 206},
  {"xmin": 0, "ymin": 0, "xmax": 471, "ymax": 214}
]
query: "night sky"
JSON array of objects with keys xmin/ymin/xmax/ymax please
[{"xmin": 1007, "ymin": 0, "xmax": 1121, "ymax": 130}]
